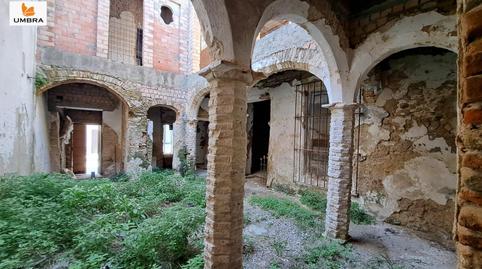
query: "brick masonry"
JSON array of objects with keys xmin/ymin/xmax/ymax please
[
  {"xmin": 37, "ymin": 0, "xmax": 200, "ymax": 73},
  {"xmin": 324, "ymin": 103, "xmax": 357, "ymax": 241},
  {"xmin": 456, "ymin": 1, "xmax": 482, "ymax": 268}
]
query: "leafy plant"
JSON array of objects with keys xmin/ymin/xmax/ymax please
[
  {"xmin": 303, "ymin": 240, "xmax": 352, "ymax": 269},
  {"xmin": 350, "ymin": 202, "xmax": 375, "ymax": 225},
  {"xmin": 0, "ymin": 172, "xmax": 206, "ymax": 269},
  {"xmin": 34, "ymin": 71, "xmax": 48, "ymax": 89},
  {"xmin": 181, "ymin": 254, "xmax": 204, "ymax": 269}
]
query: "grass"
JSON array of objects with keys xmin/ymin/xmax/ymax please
[
  {"xmin": 299, "ymin": 189, "xmax": 375, "ymax": 225},
  {"xmin": 249, "ymin": 196, "xmax": 323, "ymax": 230},
  {"xmin": 0, "ymin": 171, "xmax": 206, "ymax": 269}
]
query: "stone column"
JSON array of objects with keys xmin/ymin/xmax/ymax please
[
  {"xmin": 323, "ymin": 103, "xmax": 357, "ymax": 241},
  {"xmin": 456, "ymin": 2, "xmax": 482, "ymax": 268},
  {"xmin": 200, "ymin": 61, "xmax": 253, "ymax": 269},
  {"xmin": 185, "ymin": 118, "xmax": 198, "ymax": 162},
  {"xmin": 172, "ymin": 118, "xmax": 185, "ymax": 170},
  {"xmin": 125, "ymin": 107, "xmax": 150, "ymax": 177}
]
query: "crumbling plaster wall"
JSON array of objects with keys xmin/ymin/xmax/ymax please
[
  {"xmin": 355, "ymin": 50, "xmax": 457, "ymax": 244},
  {"xmin": 0, "ymin": 1, "xmax": 50, "ymax": 175},
  {"xmin": 247, "ymin": 83, "xmax": 296, "ymax": 187}
]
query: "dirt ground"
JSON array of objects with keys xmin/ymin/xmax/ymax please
[{"xmin": 242, "ymin": 176, "xmax": 456, "ymax": 269}]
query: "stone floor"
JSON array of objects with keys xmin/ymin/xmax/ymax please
[{"xmin": 243, "ymin": 176, "xmax": 456, "ymax": 269}]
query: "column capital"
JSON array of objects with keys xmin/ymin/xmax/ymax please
[
  {"xmin": 322, "ymin": 102, "xmax": 359, "ymax": 111},
  {"xmin": 199, "ymin": 60, "xmax": 263, "ymax": 85}
]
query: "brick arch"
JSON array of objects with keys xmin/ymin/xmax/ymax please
[
  {"xmin": 37, "ymin": 67, "xmax": 142, "ymax": 110},
  {"xmin": 349, "ymin": 11, "xmax": 457, "ymax": 102}
]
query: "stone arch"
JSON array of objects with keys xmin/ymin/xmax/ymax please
[
  {"xmin": 145, "ymin": 101, "xmax": 184, "ymax": 119},
  {"xmin": 187, "ymin": 86, "xmax": 210, "ymax": 120},
  {"xmin": 37, "ymin": 68, "xmax": 142, "ymax": 110},
  {"xmin": 251, "ymin": 0, "xmax": 349, "ymax": 103},
  {"xmin": 349, "ymin": 11, "xmax": 457, "ymax": 102},
  {"xmin": 251, "ymin": 47, "xmax": 330, "ymax": 96},
  {"xmin": 190, "ymin": 0, "xmax": 235, "ymax": 62}
]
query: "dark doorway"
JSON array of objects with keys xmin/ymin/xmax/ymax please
[{"xmin": 251, "ymin": 100, "xmax": 270, "ymax": 173}]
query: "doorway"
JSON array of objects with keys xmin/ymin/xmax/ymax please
[{"xmin": 251, "ymin": 100, "xmax": 270, "ymax": 173}]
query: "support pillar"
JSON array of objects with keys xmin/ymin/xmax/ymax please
[
  {"xmin": 323, "ymin": 103, "xmax": 357, "ymax": 241},
  {"xmin": 185, "ymin": 119, "xmax": 198, "ymax": 157},
  {"xmin": 125, "ymin": 108, "xmax": 150, "ymax": 177},
  {"xmin": 200, "ymin": 61, "xmax": 253, "ymax": 269},
  {"xmin": 456, "ymin": 2, "xmax": 482, "ymax": 268},
  {"xmin": 172, "ymin": 118, "xmax": 185, "ymax": 170}
]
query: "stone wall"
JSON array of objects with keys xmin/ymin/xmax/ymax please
[
  {"xmin": 355, "ymin": 49, "xmax": 457, "ymax": 246},
  {"xmin": 349, "ymin": 0, "xmax": 456, "ymax": 47}
]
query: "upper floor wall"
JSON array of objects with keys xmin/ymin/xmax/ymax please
[{"xmin": 37, "ymin": 0, "xmax": 202, "ymax": 74}]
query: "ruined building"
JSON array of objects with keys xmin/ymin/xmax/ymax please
[{"xmin": 0, "ymin": 0, "xmax": 481, "ymax": 268}]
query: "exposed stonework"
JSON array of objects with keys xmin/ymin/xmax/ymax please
[
  {"xmin": 355, "ymin": 50, "xmax": 457, "ymax": 245},
  {"xmin": 324, "ymin": 103, "xmax": 357, "ymax": 241},
  {"xmin": 456, "ymin": 1, "xmax": 482, "ymax": 267},
  {"xmin": 200, "ymin": 61, "xmax": 254, "ymax": 269}
]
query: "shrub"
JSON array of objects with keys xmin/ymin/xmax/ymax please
[{"xmin": 350, "ymin": 202, "xmax": 375, "ymax": 225}]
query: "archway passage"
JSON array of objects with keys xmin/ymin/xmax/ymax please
[
  {"xmin": 249, "ymin": 70, "xmax": 330, "ymax": 187},
  {"xmin": 353, "ymin": 47, "xmax": 457, "ymax": 247},
  {"xmin": 147, "ymin": 106, "xmax": 176, "ymax": 169},
  {"xmin": 45, "ymin": 83, "xmax": 126, "ymax": 178},
  {"xmin": 195, "ymin": 95, "xmax": 209, "ymax": 170}
]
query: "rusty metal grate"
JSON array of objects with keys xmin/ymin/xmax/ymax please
[{"xmin": 293, "ymin": 80, "xmax": 330, "ymax": 188}]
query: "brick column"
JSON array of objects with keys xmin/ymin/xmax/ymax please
[
  {"xmin": 142, "ymin": 0, "xmax": 154, "ymax": 68},
  {"xmin": 200, "ymin": 61, "xmax": 253, "ymax": 269},
  {"xmin": 456, "ymin": 2, "xmax": 482, "ymax": 268},
  {"xmin": 125, "ymin": 107, "xmax": 150, "ymax": 177},
  {"xmin": 37, "ymin": 0, "xmax": 55, "ymax": 48},
  {"xmin": 96, "ymin": 0, "xmax": 110, "ymax": 58},
  {"xmin": 323, "ymin": 103, "xmax": 357, "ymax": 241}
]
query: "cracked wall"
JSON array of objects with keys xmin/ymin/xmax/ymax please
[{"xmin": 355, "ymin": 48, "xmax": 457, "ymax": 246}]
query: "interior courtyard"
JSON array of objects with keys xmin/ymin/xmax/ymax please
[{"xmin": 0, "ymin": 0, "xmax": 481, "ymax": 268}]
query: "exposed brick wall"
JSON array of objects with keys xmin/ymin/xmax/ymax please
[
  {"xmin": 456, "ymin": 1, "xmax": 482, "ymax": 268},
  {"xmin": 53, "ymin": 0, "xmax": 98, "ymax": 56},
  {"xmin": 38, "ymin": 0, "xmax": 202, "ymax": 73},
  {"xmin": 349, "ymin": 0, "xmax": 456, "ymax": 48}
]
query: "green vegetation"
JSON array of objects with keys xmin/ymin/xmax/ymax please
[
  {"xmin": 299, "ymin": 189, "xmax": 327, "ymax": 212},
  {"xmin": 350, "ymin": 202, "xmax": 376, "ymax": 225},
  {"xmin": 303, "ymin": 240, "xmax": 352, "ymax": 269},
  {"xmin": 249, "ymin": 196, "xmax": 322, "ymax": 230},
  {"xmin": 0, "ymin": 171, "xmax": 206, "ymax": 269},
  {"xmin": 272, "ymin": 240, "xmax": 287, "ymax": 256},
  {"xmin": 299, "ymin": 189, "xmax": 375, "ymax": 225},
  {"xmin": 34, "ymin": 71, "xmax": 48, "ymax": 89}
]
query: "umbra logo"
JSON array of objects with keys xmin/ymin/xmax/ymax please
[
  {"xmin": 10, "ymin": 1, "xmax": 47, "ymax": 26},
  {"xmin": 22, "ymin": 3, "xmax": 35, "ymax": 17}
]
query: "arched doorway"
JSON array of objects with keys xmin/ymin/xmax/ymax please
[
  {"xmin": 43, "ymin": 82, "xmax": 127, "ymax": 178},
  {"xmin": 249, "ymin": 70, "xmax": 330, "ymax": 188},
  {"xmin": 353, "ymin": 47, "xmax": 457, "ymax": 247},
  {"xmin": 147, "ymin": 106, "xmax": 177, "ymax": 169}
]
